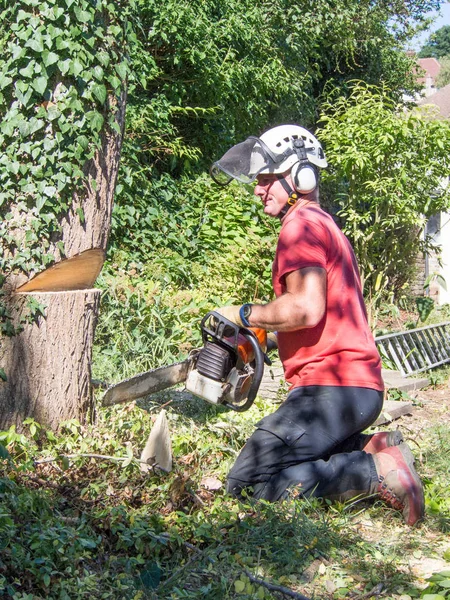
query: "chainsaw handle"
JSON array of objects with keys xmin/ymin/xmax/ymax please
[{"xmin": 225, "ymin": 327, "xmax": 265, "ymax": 412}]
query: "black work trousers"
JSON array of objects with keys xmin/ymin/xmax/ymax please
[{"xmin": 227, "ymin": 385, "xmax": 383, "ymax": 501}]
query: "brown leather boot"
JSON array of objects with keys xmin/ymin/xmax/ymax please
[
  {"xmin": 371, "ymin": 443, "xmax": 424, "ymax": 526},
  {"xmin": 362, "ymin": 430, "xmax": 404, "ymax": 455}
]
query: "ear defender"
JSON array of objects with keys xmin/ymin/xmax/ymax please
[
  {"xmin": 290, "ymin": 162, "xmax": 318, "ymax": 194},
  {"xmin": 290, "ymin": 137, "xmax": 318, "ymax": 194}
]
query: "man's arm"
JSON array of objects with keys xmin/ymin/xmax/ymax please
[{"xmin": 248, "ymin": 266, "xmax": 326, "ymax": 332}]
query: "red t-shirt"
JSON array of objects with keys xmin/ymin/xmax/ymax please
[{"xmin": 272, "ymin": 204, "xmax": 384, "ymax": 391}]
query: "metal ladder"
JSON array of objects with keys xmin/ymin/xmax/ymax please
[{"xmin": 375, "ymin": 321, "xmax": 450, "ymax": 377}]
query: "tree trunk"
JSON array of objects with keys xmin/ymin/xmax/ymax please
[
  {"xmin": 0, "ymin": 290, "xmax": 100, "ymax": 432},
  {"xmin": 1, "ymin": 90, "xmax": 126, "ymax": 432}
]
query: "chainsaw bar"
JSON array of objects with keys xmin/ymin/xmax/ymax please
[{"xmin": 102, "ymin": 356, "xmax": 195, "ymax": 406}]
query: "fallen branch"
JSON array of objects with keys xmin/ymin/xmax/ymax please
[
  {"xmin": 244, "ymin": 568, "xmax": 311, "ymax": 600},
  {"xmin": 34, "ymin": 453, "xmax": 170, "ymax": 472},
  {"xmin": 150, "ymin": 531, "xmax": 311, "ymax": 600}
]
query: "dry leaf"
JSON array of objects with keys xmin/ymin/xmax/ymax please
[{"xmin": 200, "ymin": 476, "xmax": 223, "ymax": 490}]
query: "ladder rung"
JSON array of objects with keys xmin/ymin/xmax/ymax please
[{"xmin": 375, "ymin": 322, "xmax": 450, "ymax": 377}]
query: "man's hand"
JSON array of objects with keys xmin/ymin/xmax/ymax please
[{"xmin": 214, "ymin": 305, "xmax": 244, "ymax": 327}]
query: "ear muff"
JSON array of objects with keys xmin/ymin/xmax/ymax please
[{"xmin": 291, "ymin": 162, "xmax": 318, "ymax": 194}]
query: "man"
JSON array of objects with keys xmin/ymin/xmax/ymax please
[{"xmin": 210, "ymin": 124, "xmax": 424, "ymax": 526}]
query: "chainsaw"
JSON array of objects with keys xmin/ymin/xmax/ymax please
[{"xmin": 102, "ymin": 311, "xmax": 272, "ymax": 412}]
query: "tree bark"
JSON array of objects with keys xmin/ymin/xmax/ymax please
[
  {"xmin": 0, "ymin": 290, "xmax": 100, "ymax": 432},
  {"xmin": 5, "ymin": 90, "xmax": 127, "ymax": 293},
  {"xmin": 1, "ymin": 90, "xmax": 126, "ymax": 431}
]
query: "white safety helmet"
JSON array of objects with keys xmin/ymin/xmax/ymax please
[{"xmin": 210, "ymin": 124, "xmax": 327, "ymax": 194}]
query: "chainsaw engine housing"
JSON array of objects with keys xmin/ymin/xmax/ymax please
[
  {"xmin": 185, "ymin": 340, "xmax": 253, "ymax": 406},
  {"xmin": 183, "ymin": 312, "xmax": 264, "ymax": 411}
]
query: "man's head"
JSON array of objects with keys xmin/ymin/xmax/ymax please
[
  {"xmin": 210, "ymin": 124, "xmax": 327, "ymax": 195},
  {"xmin": 253, "ymin": 171, "xmax": 318, "ymax": 218}
]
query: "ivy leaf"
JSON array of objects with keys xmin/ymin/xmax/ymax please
[
  {"xmin": 0, "ymin": 74, "xmax": 12, "ymax": 90},
  {"xmin": 26, "ymin": 37, "xmax": 44, "ymax": 53},
  {"xmin": 32, "ymin": 76, "xmax": 48, "ymax": 95},
  {"xmin": 115, "ymin": 61, "xmax": 128, "ymax": 81},
  {"xmin": 19, "ymin": 62, "xmax": 35, "ymax": 78},
  {"xmin": 0, "ymin": 443, "xmax": 10, "ymax": 459},
  {"xmin": 42, "ymin": 51, "xmax": 59, "ymax": 67},
  {"xmin": 76, "ymin": 207, "xmax": 85, "ymax": 224},
  {"xmin": 74, "ymin": 7, "xmax": 93, "ymax": 23},
  {"xmin": 107, "ymin": 75, "xmax": 121, "ymax": 92},
  {"xmin": 36, "ymin": 196, "xmax": 46, "ymax": 212},
  {"xmin": 92, "ymin": 65, "xmax": 104, "ymax": 81},
  {"xmin": 16, "ymin": 9, "xmax": 29, "ymax": 23},
  {"xmin": 92, "ymin": 83, "xmax": 107, "ymax": 104},
  {"xmin": 0, "ymin": 368, "xmax": 7, "ymax": 382},
  {"xmin": 11, "ymin": 44, "xmax": 26, "ymax": 60},
  {"xmin": 87, "ymin": 111, "xmax": 104, "ymax": 132},
  {"xmin": 72, "ymin": 59, "xmax": 84, "ymax": 77},
  {"xmin": 43, "ymin": 186, "xmax": 57, "ymax": 197},
  {"xmin": 58, "ymin": 58, "xmax": 71, "ymax": 75},
  {"xmin": 29, "ymin": 119, "xmax": 45, "ymax": 135},
  {"xmin": 97, "ymin": 52, "xmax": 110, "ymax": 67}
]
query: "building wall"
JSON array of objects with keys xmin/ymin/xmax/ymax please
[{"xmin": 439, "ymin": 211, "xmax": 450, "ymax": 305}]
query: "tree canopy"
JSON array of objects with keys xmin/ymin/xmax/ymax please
[
  {"xmin": 418, "ymin": 24, "xmax": 450, "ymax": 58},
  {"xmin": 318, "ymin": 82, "xmax": 450, "ymax": 317}
]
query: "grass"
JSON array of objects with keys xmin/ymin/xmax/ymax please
[{"xmin": 1, "ymin": 381, "xmax": 450, "ymax": 599}]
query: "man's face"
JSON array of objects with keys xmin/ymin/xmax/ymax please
[{"xmin": 254, "ymin": 173, "xmax": 291, "ymax": 217}]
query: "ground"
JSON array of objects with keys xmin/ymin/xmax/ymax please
[{"xmin": 303, "ymin": 377, "xmax": 450, "ymax": 599}]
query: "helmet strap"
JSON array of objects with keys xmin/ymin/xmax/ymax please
[{"xmin": 276, "ymin": 174, "xmax": 298, "ymax": 219}]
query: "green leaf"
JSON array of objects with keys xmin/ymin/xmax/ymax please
[
  {"xmin": 72, "ymin": 59, "xmax": 85, "ymax": 77},
  {"xmin": 92, "ymin": 83, "xmax": 107, "ymax": 104},
  {"xmin": 115, "ymin": 61, "xmax": 128, "ymax": 81},
  {"xmin": 36, "ymin": 196, "xmax": 46, "ymax": 212},
  {"xmin": 74, "ymin": 6, "xmax": 93, "ymax": 23},
  {"xmin": 92, "ymin": 65, "xmax": 104, "ymax": 80},
  {"xmin": 97, "ymin": 52, "xmax": 110, "ymax": 67},
  {"xmin": 0, "ymin": 74, "xmax": 13, "ymax": 90},
  {"xmin": 32, "ymin": 76, "xmax": 48, "ymax": 95},
  {"xmin": 76, "ymin": 207, "xmax": 85, "ymax": 224},
  {"xmin": 88, "ymin": 111, "xmax": 104, "ymax": 132},
  {"xmin": 0, "ymin": 368, "xmax": 7, "ymax": 382},
  {"xmin": 42, "ymin": 50, "xmax": 59, "ymax": 67},
  {"xmin": 138, "ymin": 563, "xmax": 162, "ymax": 589},
  {"xmin": 0, "ymin": 442, "xmax": 10, "ymax": 458},
  {"xmin": 107, "ymin": 75, "xmax": 121, "ymax": 91},
  {"xmin": 43, "ymin": 185, "xmax": 57, "ymax": 197},
  {"xmin": 29, "ymin": 119, "xmax": 45, "ymax": 135},
  {"xmin": 26, "ymin": 37, "xmax": 44, "ymax": 53},
  {"xmin": 19, "ymin": 62, "xmax": 35, "ymax": 78}
]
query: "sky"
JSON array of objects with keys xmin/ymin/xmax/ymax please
[{"xmin": 410, "ymin": 1, "xmax": 450, "ymax": 51}]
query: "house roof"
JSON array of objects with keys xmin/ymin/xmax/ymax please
[
  {"xmin": 417, "ymin": 83, "xmax": 450, "ymax": 118},
  {"xmin": 416, "ymin": 57, "xmax": 441, "ymax": 84}
]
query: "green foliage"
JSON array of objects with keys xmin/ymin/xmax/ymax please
[
  {"xmin": 421, "ymin": 570, "xmax": 450, "ymax": 598},
  {"xmin": 436, "ymin": 55, "xmax": 450, "ymax": 88},
  {"xmin": 120, "ymin": 0, "xmax": 436, "ymax": 180},
  {"xmin": 95, "ymin": 175, "xmax": 277, "ymax": 383},
  {"xmin": 419, "ymin": 25, "xmax": 450, "ymax": 58},
  {"xmin": 318, "ymin": 81, "xmax": 450, "ymax": 312},
  {"xmin": 0, "ymin": 382, "xmax": 449, "ymax": 599},
  {"xmin": 0, "ymin": 397, "xmax": 339, "ymax": 598},
  {"xmin": 0, "ymin": 0, "xmax": 133, "ymax": 281},
  {"xmin": 416, "ymin": 296, "xmax": 435, "ymax": 323}
]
